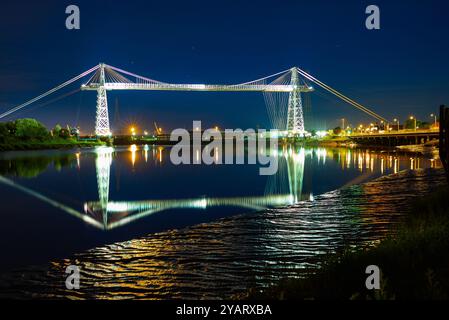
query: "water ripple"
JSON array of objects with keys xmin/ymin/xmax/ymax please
[{"xmin": 0, "ymin": 169, "xmax": 446, "ymax": 300}]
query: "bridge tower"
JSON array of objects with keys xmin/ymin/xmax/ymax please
[
  {"xmin": 95, "ymin": 147, "xmax": 113, "ymax": 228},
  {"xmin": 286, "ymin": 68, "xmax": 305, "ymax": 134},
  {"xmin": 95, "ymin": 63, "xmax": 111, "ymax": 136},
  {"xmin": 286, "ymin": 147, "xmax": 305, "ymax": 202}
]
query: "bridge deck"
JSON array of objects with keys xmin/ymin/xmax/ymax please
[
  {"xmin": 81, "ymin": 83, "xmax": 314, "ymax": 93},
  {"xmin": 349, "ymin": 130, "xmax": 439, "ymax": 146},
  {"xmin": 349, "ymin": 130, "xmax": 439, "ymax": 139}
]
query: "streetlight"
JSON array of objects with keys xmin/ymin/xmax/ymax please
[
  {"xmin": 430, "ymin": 114, "xmax": 437, "ymax": 129},
  {"xmin": 393, "ymin": 118, "xmax": 399, "ymax": 131},
  {"xmin": 410, "ymin": 116, "xmax": 416, "ymax": 131}
]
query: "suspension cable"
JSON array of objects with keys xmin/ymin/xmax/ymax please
[
  {"xmin": 106, "ymin": 64, "xmax": 167, "ymax": 85},
  {"xmin": 295, "ymin": 67, "xmax": 388, "ymax": 123},
  {"xmin": 0, "ymin": 65, "xmax": 99, "ymax": 119},
  {"xmin": 230, "ymin": 68, "xmax": 292, "ymax": 87}
]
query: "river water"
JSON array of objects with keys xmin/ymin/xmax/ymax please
[{"xmin": 0, "ymin": 145, "xmax": 444, "ymax": 299}]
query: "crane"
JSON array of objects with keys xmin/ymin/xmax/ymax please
[{"xmin": 153, "ymin": 122, "xmax": 162, "ymax": 136}]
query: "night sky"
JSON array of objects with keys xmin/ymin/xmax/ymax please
[{"xmin": 1, "ymin": 0, "xmax": 449, "ymax": 133}]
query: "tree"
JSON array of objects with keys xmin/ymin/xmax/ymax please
[
  {"xmin": 59, "ymin": 128, "xmax": 70, "ymax": 139},
  {"xmin": 333, "ymin": 127, "xmax": 342, "ymax": 135},
  {"xmin": 0, "ymin": 122, "xmax": 9, "ymax": 136},
  {"xmin": 404, "ymin": 119, "xmax": 414, "ymax": 130},
  {"xmin": 404, "ymin": 119, "xmax": 428, "ymax": 130},
  {"xmin": 0, "ymin": 122, "xmax": 10, "ymax": 143},
  {"xmin": 419, "ymin": 121, "xmax": 430, "ymax": 130},
  {"xmin": 53, "ymin": 124, "xmax": 62, "ymax": 136},
  {"xmin": 6, "ymin": 121, "xmax": 17, "ymax": 135},
  {"xmin": 14, "ymin": 118, "xmax": 48, "ymax": 140}
]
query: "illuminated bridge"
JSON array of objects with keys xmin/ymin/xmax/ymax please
[
  {"xmin": 0, "ymin": 63, "xmax": 388, "ymax": 136},
  {"xmin": 349, "ymin": 130, "xmax": 440, "ymax": 146}
]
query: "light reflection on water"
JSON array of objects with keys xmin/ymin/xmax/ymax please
[
  {"xmin": 0, "ymin": 145, "xmax": 441, "ymax": 231},
  {"xmin": 86, "ymin": 145, "xmax": 442, "ymax": 231},
  {"xmin": 0, "ymin": 145, "xmax": 444, "ymax": 299}
]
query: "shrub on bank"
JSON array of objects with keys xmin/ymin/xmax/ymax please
[{"xmin": 0, "ymin": 118, "xmax": 104, "ymax": 150}]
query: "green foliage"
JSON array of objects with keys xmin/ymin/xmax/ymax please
[
  {"xmin": 0, "ymin": 118, "xmax": 103, "ymax": 150},
  {"xmin": 404, "ymin": 119, "xmax": 429, "ymax": 130},
  {"xmin": 333, "ymin": 127, "xmax": 342, "ymax": 135},
  {"xmin": 0, "ymin": 154, "xmax": 77, "ymax": 178},
  {"xmin": 53, "ymin": 124, "xmax": 62, "ymax": 136},
  {"xmin": 14, "ymin": 118, "xmax": 48, "ymax": 140},
  {"xmin": 0, "ymin": 122, "xmax": 9, "ymax": 136},
  {"xmin": 404, "ymin": 119, "xmax": 415, "ymax": 129},
  {"xmin": 58, "ymin": 128, "xmax": 70, "ymax": 139},
  {"xmin": 6, "ymin": 121, "xmax": 17, "ymax": 135},
  {"xmin": 0, "ymin": 122, "xmax": 10, "ymax": 143}
]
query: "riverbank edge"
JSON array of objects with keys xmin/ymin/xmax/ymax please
[
  {"xmin": 243, "ymin": 176, "xmax": 449, "ymax": 300},
  {"xmin": 0, "ymin": 140, "xmax": 105, "ymax": 151}
]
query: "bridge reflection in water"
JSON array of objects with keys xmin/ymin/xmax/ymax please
[
  {"xmin": 0, "ymin": 145, "xmax": 440, "ymax": 232},
  {"xmin": 85, "ymin": 145, "xmax": 309, "ymax": 230}
]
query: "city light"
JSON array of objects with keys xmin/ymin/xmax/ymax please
[
  {"xmin": 316, "ymin": 131, "xmax": 328, "ymax": 138},
  {"xmin": 393, "ymin": 118, "xmax": 400, "ymax": 131},
  {"xmin": 410, "ymin": 116, "xmax": 417, "ymax": 131},
  {"xmin": 130, "ymin": 144, "xmax": 137, "ymax": 166},
  {"xmin": 431, "ymin": 113, "xmax": 438, "ymax": 129}
]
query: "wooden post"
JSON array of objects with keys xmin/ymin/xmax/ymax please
[{"xmin": 440, "ymin": 105, "xmax": 449, "ymax": 182}]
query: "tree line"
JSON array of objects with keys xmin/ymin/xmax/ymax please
[{"xmin": 0, "ymin": 118, "xmax": 77, "ymax": 143}]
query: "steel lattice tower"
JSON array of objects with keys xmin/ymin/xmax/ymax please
[
  {"xmin": 95, "ymin": 147, "xmax": 112, "ymax": 228},
  {"xmin": 95, "ymin": 63, "xmax": 111, "ymax": 136},
  {"xmin": 286, "ymin": 68, "xmax": 305, "ymax": 133}
]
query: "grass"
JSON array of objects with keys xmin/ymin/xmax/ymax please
[
  {"xmin": 0, "ymin": 137, "xmax": 105, "ymax": 151},
  {"xmin": 245, "ymin": 186, "xmax": 449, "ymax": 300}
]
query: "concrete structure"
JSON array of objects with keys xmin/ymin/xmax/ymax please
[{"xmin": 349, "ymin": 131, "xmax": 439, "ymax": 146}]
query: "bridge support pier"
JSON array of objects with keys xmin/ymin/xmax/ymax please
[
  {"xmin": 95, "ymin": 63, "xmax": 111, "ymax": 136},
  {"xmin": 286, "ymin": 68, "xmax": 305, "ymax": 134}
]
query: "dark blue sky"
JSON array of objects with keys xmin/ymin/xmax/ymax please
[{"xmin": 1, "ymin": 0, "xmax": 449, "ymax": 132}]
